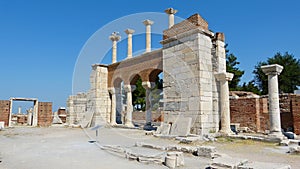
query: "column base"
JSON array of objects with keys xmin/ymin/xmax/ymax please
[
  {"xmin": 268, "ymin": 131, "xmax": 286, "ymax": 141},
  {"xmin": 143, "ymin": 122, "xmax": 156, "ymax": 131},
  {"xmin": 110, "ymin": 122, "xmax": 117, "ymax": 126},
  {"xmin": 218, "ymin": 129, "xmax": 235, "ymax": 136},
  {"xmin": 125, "ymin": 122, "xmax": 135, "ymax": 128}
]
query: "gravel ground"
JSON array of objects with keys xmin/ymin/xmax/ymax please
[{"xmin": 0, "ymin": 126, "xmax": 299, "ymax": 169}]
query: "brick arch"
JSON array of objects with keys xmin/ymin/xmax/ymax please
[
  {"xmin": 149, "ymin": 69, "xmax": 163, "ymax": 82},
  {"xmin": 113, "ymin": 77, "xmax": 124, "ymax": 88},
  {"xmin": 107, "ymin": 49, "xmax": 162, "ymax": 87},
  {"xmin": 129, "ymin": 74, "xmax": 142, "ymax": 85}
]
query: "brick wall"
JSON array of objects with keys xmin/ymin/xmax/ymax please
[
  {"xmin": 38, "ymin": 102, "xmax": 52, "ymax": 127},
  {"xmin": 291, "ymin": 95, "xmax": 300, "ymax": 134},
  {"xmin": 230, "ymin": 94, "xmax": 300, "ymax": 134},
  {"xmin": 230, "ymin": 98, "xmax": 259, "ymax": 131},
  {"xmin": 0, "ymin": 100, "xmax": 10, "ymax": 126}
]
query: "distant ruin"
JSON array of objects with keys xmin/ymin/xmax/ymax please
[{"xmin": 0, "ymin": 98, "xmax": 52, "ymax": 127}]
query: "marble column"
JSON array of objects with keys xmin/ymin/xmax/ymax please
[
  {"xmin": 261, "ymin": 64, "xmax": 284, "ymax": 137},
  {"xmin": 215, "ymin": 72, "xmax": 234, "ymax": 135},
  {"xmin": 143, "ymin": 20, "xmax": 154, "ymax": 53},
  {"xmin": 124, "ymin": 85, "xmax": 136, "ymax": 127},
  {"xmin": 142, "ymin": 81, "xmax": 155, "ymax": 130},
  {"xmin": 164, "ymin": 8, "xmax": 178, "ymax": 28},
  {"xmin": 108, "ymin": 88, "xmax": 117, "ymax": 125},
  {"xmin": 124, "ymin": 29, "xmax": 135, "ymax": 59},
  {"xmin": 109, "ymin": 32, "xmax": 121, "ymax": 63}
]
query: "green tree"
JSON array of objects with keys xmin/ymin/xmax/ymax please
[
  {"xmin": 132, "ymin": 78, "xmax": 146, "ymax": 111},
  {"xmin": 225, "ymin": 45, "xmax": 245, "ymax": 90},
  {"xmin": 253, "ymin": 52, "xmax": 300, "ymax": 94},
  {"xmin": 240, "ymin": 80, "xmax": 261, "ymax": 95}
]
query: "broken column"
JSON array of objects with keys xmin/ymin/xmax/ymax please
[
  {"xmin": 124, "ymin": 29, "xmax": 134, "ymax": 59},
  {"xmin": 164, "ymin": 8, "xmax": 178, "ymax": 28},
  {"xmin": 261, "ymin": 64, "xmax": 284, "ymax": 138},
  {"xmin": 108, "ymin": 88, "xmax": 117, "ymax": 125},
  {"xmin": 215, "ymin": 72, "xmax": 234, "ymax": 135},
  {"xmin": 143, "ymin": 19, "xmax": 154, "ymax": 53},
  {"xmin": 124, "ymin": 85, "xmax": 135, "ymax": 127},
  {"xmin": 142, "ymin": 81, "xmax": 155, "ymax": 130},
  {"xmin": 109, "ymin": 32, "xmax": 121, "ymax": 63}
]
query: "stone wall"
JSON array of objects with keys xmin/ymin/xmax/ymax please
[
  {"xmin": 66, "ymin": 93, "xmax": 87, "ymax": 124},
  {"xmin": 161, "ymin": 13, "xmax": 225, "ymax": 135},
  {"xmin": 38, "ymin": 102, "xmax": 52, "ymax": 127},
  {"xmin": 0, "ymin": 100, "xmax": 10, "ymax": 126},
  {"xmin": 230, "ymin": 93, "xmax": 300, "ymax": 134}
]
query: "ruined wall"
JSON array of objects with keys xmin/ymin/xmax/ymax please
[
  {"xmin": 291, "ymin": 95, "xmax": 300, "ymax": 134},
  {"xmin": 38, "ymin": 102, "xmax": 52, "ymax": 127},
  {"xmin": 161, "ymin": 14, "xmax": 225, "ymax": 135},
  {"xmin": 230, "ymin": 94, "xmax": 300, "ymax": 134},
  {"xmin": 0, "ymin": 100, "xmax": 10, "ymax": 126},
  {"xmin": 66, "ymin": 93, "xmax": 87, "ymax": 125},
  {"xmin": 89, "ymin": 64, "xmax": 110, "ymax": 125}
]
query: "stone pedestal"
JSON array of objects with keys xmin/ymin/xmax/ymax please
[
  {"xmin": 261, "ymin": 64, "xmax": 284, "ymax": 139},
  {"xmin": 215, "ymin": 72, "xmax": 234, "ymax": 135}
]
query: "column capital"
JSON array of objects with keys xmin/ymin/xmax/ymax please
[
  {"xmin": 261, "ymin": 64, "xmax": 283, "ymax": 76},
  {"xmin": 164, "ymin": 8, "xmax": 178, "ymax": 15},
  {"xmin": 124, "ymin": 29, "xmax": 135, "ymax": 35},
  {"xmin": 143, "ymin": 19, "xmax": 154, "ymax": 26},
  {"xmin": 108, "ymin": 87, "xmax": 115, "ymax": 94},
  {"xmin": 142, "ymin": 81, "xmax": 156, "ymax": 89},
  {"xmin": 109, "ymin": 32, "xmax": 121, "ymax": 41},
  {"xmin": 215, "ymin": 72, "xmax": 234, "ymax": 81},
  {"xmin": 123, "ymin": 85, "xmax": 136, "ymax": 92}
]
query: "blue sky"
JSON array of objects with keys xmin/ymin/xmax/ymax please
[{"xmin": 0, "ymin": 0, "xmax": 300, "ymax": 111}]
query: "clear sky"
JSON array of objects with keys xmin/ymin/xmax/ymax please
[{"xmin": 1, "ymin": 0, "xmax": 300, "ymax": 111}]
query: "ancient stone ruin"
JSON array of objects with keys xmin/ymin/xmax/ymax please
[{"xmin": 67, "ymin": 8, "xmax": 234, "ymax": 136}]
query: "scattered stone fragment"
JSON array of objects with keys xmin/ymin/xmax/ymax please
[
  {"xmin": 237, "ymin": 161, "xmax": 291, "ymax": 169},
  {"xmin": 288, "ymin": 146, "xmax": 300, "ymax": 154},
  {"xmin": 210, "ymin": 156, "xmax": 248, "ymax": 169},
  {"xmin": 194, "ymin": 146, "xmax": 216, "ymax": 158}
]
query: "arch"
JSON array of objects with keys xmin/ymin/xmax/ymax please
[
  {"xmin": 113, "ymin": 77, "xmax": 124, "ymax": 88},
  {"xmin": 149, "ymin": 69, "xmax": 163, "ymax": 82}
]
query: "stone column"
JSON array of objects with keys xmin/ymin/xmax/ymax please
[
  {"xmin": 108, "ymin": 88, "xmax": 117, "ymax": 125},
  {"xmin": 124, "ymin": 85, "xmax": 136, "ymax": 127},
  {"xmin": 124, "ymin": 29, "xmax": 135, "ymax": 59},
  {"xmin": 142, "ymin": 81, "xmax": 155, "ymax": 130},
  {"xmin": 143, "ymin": 20, "xmax": 154, "ymax": 53},
  {"xmin": 164, "ymin": 8, "xmax": 178, "ymax": 28},
  {"xmin": 109, "ymin": 32, "xmax": 121, "ymax": 63},
  {"xmin": 215, "ymin": 72, "xmax": 234, "ymax": 135},
  {"xmin": 261, "ymin": 64, "xmax": 284, "ymax": 137}
]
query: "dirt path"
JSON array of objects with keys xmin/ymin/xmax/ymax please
[{"xmin": 0, "ymin": 127, "xmax": 299, "ymax": 169}]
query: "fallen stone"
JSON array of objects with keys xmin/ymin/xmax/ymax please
[
  {"xmin": 288, "ymin": 146, "xmax": 300, "ymax": 154},
  {"xmin": 0, "ymin": 121, "xmax": 4, "ymax": 130},
  {"xmin": 156, "ymin": 123, "xmax": 171, "ymax": 135},
  {"xmin": 176, "ymin": 135, "xmax": 201, "ymax": 143},
  {"xmin": 170, "ymin": 117, "xmax": 192, "ymax": 136},
  {"xmin": 166, "ymin": 151, "xmax": 184, "ymax": 167},
  {"xmin": 210, "ymin": 156, "xmax": 248, "ymax": 169},
  {"xmin": 237, "ymin": 161, "xmax": 291, "ymax": 169},
  {"xmin": 194, "ymin": 146, "xmax": 216, "ymax": 158}
]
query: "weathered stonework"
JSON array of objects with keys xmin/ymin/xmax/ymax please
[{"xmin": 67, "ymin": 10, "xmax": 231, "ymax": 135}]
